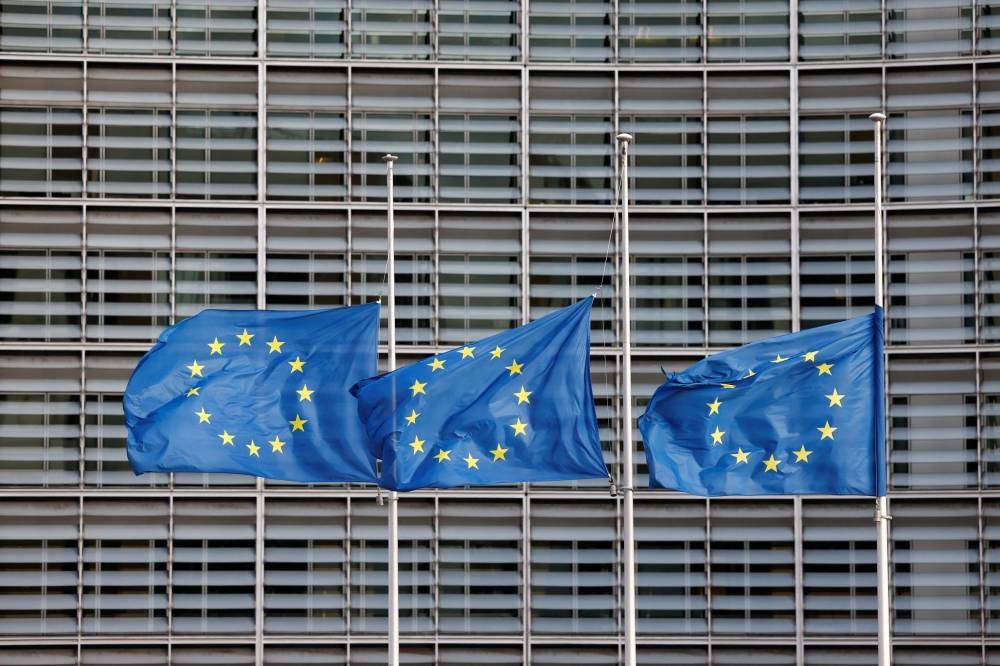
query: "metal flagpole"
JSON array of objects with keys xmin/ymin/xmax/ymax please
[
  {"xmin": 868, "ymin": 112, "xmax": 892, "ymax": 666},
  {"xmin": 383, "ymin": 153, "xmax": 400, "ymax": 666},
  {"xmin": 616, "ymin": 132, "xmax": 637, "ymax": 666}
]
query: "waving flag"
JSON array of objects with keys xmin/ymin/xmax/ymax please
[
  {"xmin": 352, "ymin": 298, "xmax": 608, "ymax": 491},
  {"xmin": 638, "ymin": 308, "xmax": 885, "ymax": 496},
  {"xmin": 124, "ymin": 303, "xmax": 379, "ymax": 483}
]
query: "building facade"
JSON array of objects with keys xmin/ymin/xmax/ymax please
[{"xmin": 0, "ymin": 1, "xmax": 998, "ymax": 664}]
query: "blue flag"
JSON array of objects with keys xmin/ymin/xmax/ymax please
[
  {"xmin": 638, "ymin": 308, "xmax": 885, "ymax": 497},
  {"xmin": 352, "ymin": 298, "xmax": 608, "ymax": 491},
  {"xmin": 124, "ymin": 303, "xmax": 380, "ymax": 483}
]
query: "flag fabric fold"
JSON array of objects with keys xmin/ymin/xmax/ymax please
[
  {"xmin": 638, "ymin": 308, "xmax": 886, "ymax": 497},
  {"xmin": 352, "ymin": 297, "xmax": 608, "ymax": 491},
  {"xmin": 124, "ymin": 303, "xmax": 380, "ymax": 483}
]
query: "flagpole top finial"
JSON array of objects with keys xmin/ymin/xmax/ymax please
[
  {"xmin": 868, "ymin": 112, "xmax": 886, "ymax": 122},
  {"xmin": 382, "ymin": 154, "xmax": 398, "ymax": 162},
  {"xmin": 616, "ymin": 133, "xmax": 633, "ymax": 143}
]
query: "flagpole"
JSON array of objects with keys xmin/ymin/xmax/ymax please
[
  {"xmin": 383, "ymin": 153, "xmax": 400, "ymax": 666},
  {"xmin": 616, "ymin": 132, "xmax": 637, "ymax": 666},
  {"xmin": 868, "ymin": 112, "xmax": 891, "ymax": 666}
]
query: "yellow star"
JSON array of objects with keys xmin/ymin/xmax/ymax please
[
  {"xmin": 731, "ymin": 448, "xmax": 749, "ymax": 464},
  {"xmin": 237, "ymin": 329, "xmax": 254, "ymax": 346},
  {"xmin": 288, "ymin": 356, "xmax": 306, "ymax": 373},
  {"xmin": 818, "ymin": 421, "xmax": 837, "ymax": 440},
  {"xmin": 297, "ymin": 384, "xmax": 314, "ymax": 402},
  {"xmin": 186, "ymin": 387, "xmax": 200, "ymax": 397},
  {"xmin": 490, "ymin": 346, "xmax": 505, "ymax": 359},
  {"xmin": 772, "ymin": 354, "xmax": 788, "ymax": 363},
  {"xmin": 825, "ymin": 388, "xmax": 845, "ymax": 407},
  {"xmin": 405, "ymin": 409, "xmax": 420, "ymax": 426},
  {"xmin": 289, "ymin": 414, "xmax": 307, "ymax": 432},
  {"xmin": 710, "ymin": 426, "xmax": 725, "ymax": 445},
  {"xmin": 459, "ymin": 346, "xmax": 475, "ymax": 359},
  {"xmin": 793, "ymin": 445, "xmax": 812, "ymax": 463},
  {"xmin": 434, "ymin": 448, "xmax": 451, "ymax": 463},
  {"xmin": 208, "ymin": 337, "xmax": 225, "ymax": 355},
  {"xmin": 763, "ymin": 454, "xmax": 780, "ymax": 472},
  {"xmin": 505, "ymin": 359, "xmax": 523, "ymax": 376},
  {"xmin": 803, "ymin": 351, "xmax": 818, "ymax": 362},
  {"xmin": 247, "ymin": 441, "xmax": 260, "ymax": 457},
  {"xmin": 744, "ymin": 368, "xmax": 756, "ymax": 379},
  {"xmin": 514, "ymin": 386, "xmax": 532, "ymax": 405},
  {"xmin": 464, "ymin": 452, "xmax": 479, "ymax": 469},
  {"xmin": 218, "ymin": 430, "xmax": 235, "ymax": 446},
  {"xmin": 721, "ymin": 383, "xmax": 735, "ymax": 389},
  {"xmin": 408, "ymin": 436, "xmax": 425, "ymax": 454},
  {"xmin": 428, "ymin": 358, "xmax": 446, "ymax": 372},
  {"xmin": 707, "ymin": 397, "xmax": 722, "ymax": 415},
  {"xmin": 816, "ymin": 362, "xmax": 834, "ymax": 376},
  {"xmin": 269, "ymin": 436, "xmax": 286, "ymax": 454},
  {"xmin": 186, "ymin": 360, "xmax": 204, "ymax": 378},
  {"xmin": 266, "ymin": 336, "xmax": 285, "ymax": 354},
  {"xmin": 409, "ymin": 379, "xmax": 427, "ymax": 396},
  {"xmin": 195, "ymin": 407, "xmax": 211, "ymax": 424},
  {"xmin": 490, "ymin": 444, "xmax": 508, "ymax": 461},
  {"xmin": 510, "ymin": 418, "xmax": 528, "ymax": 437}
]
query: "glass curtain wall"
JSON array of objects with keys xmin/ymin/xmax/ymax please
[{"xmin": 1, "ymin": 1, "xmax": 999, "ymax": 664}]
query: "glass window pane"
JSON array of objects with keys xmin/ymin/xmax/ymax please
[
  {"xmin": 889, "ymin": 354, "xmax": 977, "ymax": 490},
  {"xmin": 86, "ymin": 1, "xmax": 171, "ymax": 55},
  {"xmin": 620, "ymin": 73, "xmax": 703, "ymax": 205},
  {"xmin": 707, "ymin": 214, "xmax": 791, "ymax": 345},
  {"xmin": 439, "ymin": 72, "xmax": 521, "ymax": 203},
  {"xmin": 439, "ymin": 0, "xmax": 520, "ymax": 61},
  {"xmin": 0, "ymin": 1, "xmax": 83, "ymax": 53},
  {"xmin": 799, "ymin": 212, "xmax": 876, "ymax": 329},
  {"xmin": 172, "ymin": 499, "xmax": 257, "ymax": 634},
  {"xmin": 893, "ymin": 499, "xmax": 981, "ymax": 635},
  {"xmin": 635, "ymin": 499, "xmax": 707, "ymax": 634},
  {"xmin": 619, "ymin": 0, "xmax": 702, "ymax": 63},
  {"xmin": 799, "ymin": 0, "xmax": 881, "ymax": 61},
  {"xmin": 529, "ymin": 0, "xmax": 612, "ymax": 63},
  {"xmin": 710, "ymin": 501, "xmax": 795, "ymax": 635},
  {"xmin": 0, "ymin": 206, "xmax": 82, "ymax": 341},
  {"xmin": 176, "ymin": 0, "xmax": 258, "ymax": 57},
  {"xmin": 529, "ymin": 73, "xmax": 613, "ymax": 204},
  {"xmin": 0, "ymin": 351, "xmax": 81, "ymax": 487},
  {"xmin": 350, "ymin": 0, "xmax": 432, "ymax": 60},
  {"xmin": 530, "ymin": 501, "xmax": 617, "ymax": 635},
  {"xmin": 266, "ymin": 0, "xmax": 346, "ymax": 58},
  {"xmin": 266, "ymin": 68, "xmax": 347, "ymax": 201},
  {"xmin": 887, "ymin": 67, "xmax": 973, "ymax": 202},
  {"xmin": 802, "ymin": 499, "xmax": 877, "ymax": 636},
  {"xmin": 438, "ymin": 499, "xmax": 522, "ymax": 634},
  {"xmin": 81, "ymin": 499, "xmax": 169, "ymax": 634},
  {"xmin": 264, "ymin": 499, "xmax": 347, "ymax": 634},
  {"xmin": 0, "ymin": 499, "xmax": 79, "ymax": 636},
  {"xmin": 886, "ymin": 210, "xmax": 974, "ymax": 345},
  {"xmin": 707, "ymin": 73, "xmax": 790, "ymax": 204},
  {"xmin": 888, "ymin": 0, "xmax": 972, "ymax": 59},
  {"xmin": 706, "ymin": 0, "xmax": 789, "ymax": 62}
]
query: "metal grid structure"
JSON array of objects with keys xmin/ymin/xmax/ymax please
[{"xmin": 1, "ymin": 1, "xmax": 1000, "ymax": 664}]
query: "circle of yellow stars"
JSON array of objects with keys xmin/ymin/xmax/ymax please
[
  {"xmin": 184, "ymin": 327, "xmax": 317, "ymax": 464},
  {"xmin": 402, "ymin": 341, "xmax": 530, "ymax": 471},
  {"xmin": 707, "ymin": 347, "xmax": 845, "ymax": 476}
]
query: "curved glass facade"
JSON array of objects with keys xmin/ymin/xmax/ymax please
[{"xmin": 0, "ymin": 1, "xmax": 998, "ymax": 663}]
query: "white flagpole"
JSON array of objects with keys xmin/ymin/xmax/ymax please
[
  {"xmin": 616, "ymin": 132, "xmax": 637, "ymax": 666},
  {"xmin": 383, "ymin": 153, "xmax": 400, "ymax": 666},
  {"xmin": 868, "ymin": 112, "xmax": 892, "ymax": 666}
]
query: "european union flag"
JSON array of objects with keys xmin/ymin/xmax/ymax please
[
  {"xmin": 638, "ymin": 309, "xmax": 885, "ymax": 497},
  {"xmin": 124, "ymin": 303, "xmax": 380, "ymax": 483},
  {"xmin": 352, "ymin": 298, "xmax": 608, "ymax": 491}
]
